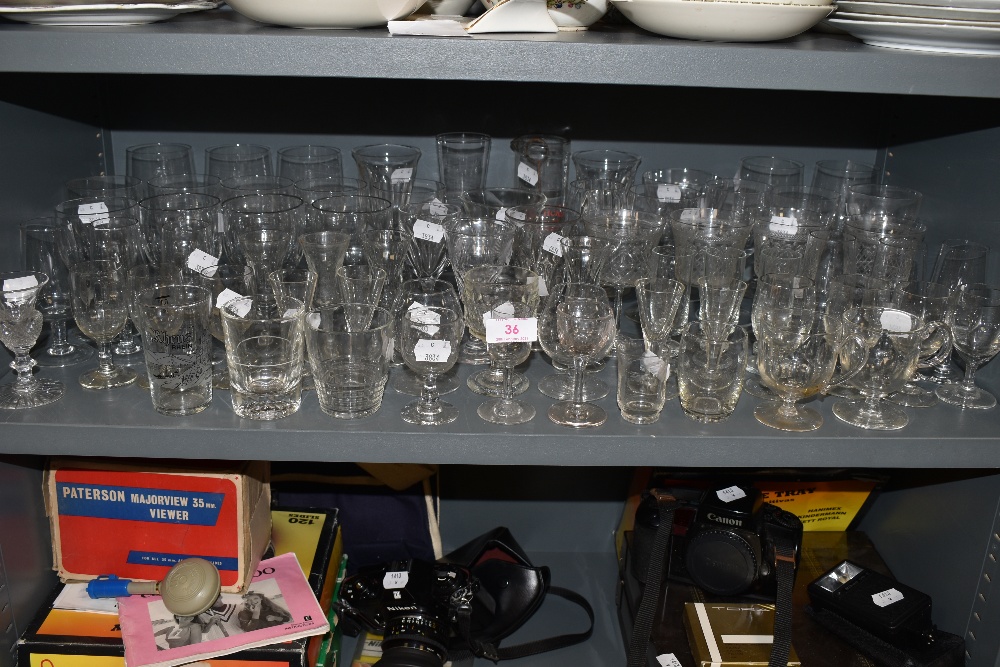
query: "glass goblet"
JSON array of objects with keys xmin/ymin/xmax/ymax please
[
  {"xmin": 391, "ymin": 278, "xmax": 463, "ymax": 396},
  {"xmin": 478, "ymin": 301, "xmax": 536, "ymax": 425},
  {"xmin": 70, "ymin": 260, "xmax": 137, "ymax": 390},
  {"xmin": 399, "ymin": 306, "xmax": 464, "ymax": 426},
  {"xmin": 547, "ymin": 298, "xmax": 616, "ymax": 428},
  {"xmin": 745, "ymin": 272, "xmax": 816, "ymax": 399},
  {"xmin": 537, "ymin": 282, "xmax": 614, "ymax": 401},
  {"xmin": 936, "ymin": 284, "xmax": 1000, "ymax": 410},
  {"xmin": 0, "ymin": 271, "xmax": 64, "ymax": 409}
]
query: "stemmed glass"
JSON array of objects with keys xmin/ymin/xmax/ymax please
[
  {"xmin": 478, "ymin": 301, "xmax": 536, "ymax": 425},
  {"xmin": 936, "ymin": 284, "xmax": 1000, "ymax": 410},
  {"xmin": 547, "ymin": 297, "xmax": 616, "ymax": 428},
  {"xmin": 396, "ymin": 201, "xmax": 462, "ymax": 283},
  {"xmin": 886, "ymin": 281, "xmax": 953, "ymax": 407},
  {"xmin": 537, "ymin": 282, "xmax": 614, "ymax": 401},
  {"xmin": 391, "ymin": 278, "xmax": 463, "ymax": 396},
  {"xmin": 69, "ymin": 260, "xmax": 137, "ymax": 389},
  {"xmin": 634, "ymin": 276, "xmax": 687, "ymax": 400},
  {"xmin": 745, "ymin": 272, "xmax": 816, "ymax": 399},
  {"xmin": 336, "ymin": 265, "xmax": 387, "ymax": 307},
  {"xmin": 0, "ymin": 272, "xmax": 64, "ymax": 409},
  {"xmin": 20, "ymin": 219, "xmax": 94, "ymax": 367},
  {"xmin": 361, "ymin": 228, "xmax": 414, "ymax": 311},
  {"xmin": 399, "ymin": 305, "xmax": 464, "ymax": 426}
]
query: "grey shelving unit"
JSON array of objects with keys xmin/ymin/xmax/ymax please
[{"xmin": 1, "ymin": 6, "xmax": 1000, "ymax": 666}]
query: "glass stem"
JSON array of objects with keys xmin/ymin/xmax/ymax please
[
  {"xmin": 12, "ymin": 352, "xmax": 37, "ymax": 390},
  {"xmin": 97, "ymin": 340, "xmax": 116, "ymax": 378},
  {"xmin": 421, "ymin": 372, "xmax": 440, "ymax": 413},
  {"xmin": 501, "ymin": 366, "xmax": 512, "ymax": 401},
  {"xmin": 47, "ymin": 318, "xmax": 75, "ymax": 355},
  {"xmin": 961, "ymin": 360, "xmax": 981, "ymax": 393},
  {"xmin": 572, "ymin": 355, "xmax": 586, "ymax": 406}
]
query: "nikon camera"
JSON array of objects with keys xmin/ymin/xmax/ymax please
[{"xmin": 631, "ymin": 483, "xmax": 803, "ymax": 597}]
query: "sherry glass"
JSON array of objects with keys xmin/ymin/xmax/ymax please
[
  {"xmin": 478, "ymin": 301, "xmax": 536, "ymax": 425},
  {"xmin": 399, "ymin": 305, "xmax": 464, "ymax": 426},
  {"xmin": 70, "ymin": 260, "xmax": 137, "ymax": 389},
  {"xmin": 537, "ymin": 282, "xmax": 614, "ymax": 401},
  {"xmin": 0, "ymin": 271, "xmax": 64, "ymax": 409},
  {"xmin": 547, "ymin": 297, "xmax": 616, "ymax": 428},
  {"xmin": 391, "ymin": 278, "xmax": 463, "ymax": 396},
  {"xmin": 936, "ymin": 284, "xmax": 1000, "ymax": 410},
  {"xmin": 20, "ymin": 219, "xmax": 94, "ymax": 367}
]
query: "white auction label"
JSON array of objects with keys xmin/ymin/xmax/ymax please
[
  {"xmin": 408, "ymin": 303, "xmax": 441, "ymax": 336},
  {"xmin": 495, "ymin": 207, "xmax": 508, "ymax": 223},
  {"xmin": 283, "ymin": 308, "xmax": 300, "ymax": 319},
  {"xmin": 542, "ymin": 232, "xmax": 565, "ymax": 257},
  {"xmin": 187, "ymin": 249, "xmax": 220, "ymax": 276},
  {"xmin": 383, "ymin": 571, "xmax": 409, "ymax": 590},
  {"xmin": 391, "ymin": 168, "xmax": 413, "ymax": 183},
  {"xmin": 413, "ymin": 219, "xmax": 445, "ymax": 243},
  {"xmin": 78, "ymin": 202, "xmax": 110, "ymax": 226},
  {"xmin": 229, "ymin": 297, "xmax": 253, "ymax": 318},
  {"xmin": 716, "ymin": 485, "xmax": 747, "ymax": 503},
  {"xmin": 641, "ymin": 350, "xmax": 669, "ymax": 380},
  {"xmin": 413, "ymin": 339, "xmax": 452, "ymax": 362},
  {"xmin": 507, "ymin": 208, "xmax": 527, "ymax": 222},
  {"xmin": 484, "ymin": 317, "xmax": 538, "ymax": 344},
  {"xmin": 656, "ymin": 654, "xmax": 683, "ymax": 667},
  {"xmin": 306, "ymin": 312, "xmax": 322, "ymax": 330},
  {"xmin": 518, "ymin": 161, "xmax": 539, "ymax": 186},
  {"xmin": 536, "ymin": 276, "xmax": 548, "ymax": 298},
  {"xmin": 679, "ymin": 208, "xmax": 700, "ymax": 222},
  {"xmin": 3, "ymin": 275, "xmax": 38, "ymax": 293},
  {"xmin": 657, "ymin": 184, "xmax": 682, "ymax": 203},
  {"xmin": 486, "ymin": 301, "xmax": 517, "ymax": 319},
  {"xmin": 880, "ymin": 309, "xmax": 913, "ymax": 333},
  {"xmin": 872, "ymin": 588, "xmax": 904, "ymax": 608},
  {"xmin": 216, "ymin": 288, "xmax": 244, "ymax": 310},
  {"xmin": 428, "ymin": 198, "xmax": 449, "ymax": 216},
  {"xmin": 768, "ymin": 214, "xmax": 798, "ymax": 236}
]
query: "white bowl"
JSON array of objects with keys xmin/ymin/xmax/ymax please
[
  {"xmin": 224, "ymin": 0, "xmax": 425, "ymax": 28},
  {"xmin": 611, "ymin": 0, "xmax": 834, "ymax": 40},
  {"xmin": 416, "ymin": 0, "xmax": 478, "ymax": 14},
  {"xmin": 481, "ymin": 0, "xmax": 609, "ymax": 29}
]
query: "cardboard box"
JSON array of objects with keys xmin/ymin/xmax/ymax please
[
  {"xmin": 46, "ymin": 458, "xmax": 271, "ymax": 593},
  {"xmin": 683, "ymin": 603, "xmax": 801, "ymax": 666}
]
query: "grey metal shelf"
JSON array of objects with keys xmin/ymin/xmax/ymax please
[
  {"xmin": 3, "ymin": 352, "xmax": 998, "ymax": 468},
  {"xmin": 1, "ymin": 7, "xmax": 999, "ymax": 97}
]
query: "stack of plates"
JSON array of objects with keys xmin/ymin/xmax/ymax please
[
  {"xmin": 611, "ymin": 0, "xmax": 835, "ymax": 41},
  {"xmin": 0, "ymin": 0, "xmax": 220, "ymax": 25},
  {"xmin": 827, "ymin": 0, "xmax": 1000, "ymax": 53}
]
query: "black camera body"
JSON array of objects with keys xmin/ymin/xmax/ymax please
[
  {"xmin": 335, "ymin": 558, "xmax": 478, "ymax": 667},
  {"xmin": 632, "ymin": 484, "xmax": 803, "ymax": 597}
]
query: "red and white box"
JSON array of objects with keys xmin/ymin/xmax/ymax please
[{"xmin": 45, "ymin": 458, "xmax": 271, "ymax": 593}]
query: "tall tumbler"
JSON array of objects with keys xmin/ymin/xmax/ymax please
[
  {"xmin": 510, "ymin": 135, "xmax": 570, "ymax": 205},
  {"xmin": 221, "ymin": 295, "xmax": 306, "ymax": 420},
  {"xmin": 351, "ymin": 143, "xmax": 422, "ymax": 208},
  {"xmin": 137, "ymin": 283, "xmax": 214, "ymax": 416},
  {"xmin": 436, "ymin": 132, "xmax": 491, "ymax": 204}
]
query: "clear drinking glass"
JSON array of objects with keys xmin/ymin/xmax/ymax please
[
  {"xmin": 547, "ymin": 298, "xmax": 616, "ymax": 428},
  {"xmin": 351, "ymin": 143, "xmax": 422, "ymax": 208},
  {"xmin": 396, "ymin": 201, "xmax": 462, "ymax": 283},
  {"xmin": 677, "ymin": 322, "xmax": 748, "ymax": 423},
  {"xmin": 277, "ymin": 145, "xmax": 343, "ymax": 184},
  {"xmin": 537, "ymin": 282, "xmax": 614, "ymax": 401},
  {"xmin": 616, "ymin": 334, "xmax": 669, "ymax": 425},
  {"xmin": 437, "ymin": 132, "xmax": 491, "ymax": 204},
  {"xmin": 936, "ymin": 284, "xmax": 1000, "ymax": 410},
  {"xmin": 0, "ymin": 271, "xmax": 64, "ymax": 409},
  {"xmin": 205, "ymin": 143, "xmax": 273, "ymax": 181},
  {"xmin": 510, "ymin": 135, "xmax": 570, "ymax": 205},
  {"xmin": 399, "ymin": 305, "xmax": 464, "ymax": 426},
  {"xmin": 336, "ymin": 265, "xmax": 387, "ymax": 308},
  {"xmin": 477, "ymin": 301, "xmax": 536, "ymax": 425},
  {"xmin": 390, "ymin": 278, "xmax": 464, "ymax": 396},
  {"xmin": 299, "ymin": 230, "xmax": 352, "ymax": 310},
  {"xmin": 572, "ymin": 149, "xmax": 642, "ymax": 188},
  {"xmin": 69, "ymin": 260, "xmax": 137, "ymax": 390},
  {"xmin": 126, "ymin": 142, "xmax": 196, "ymax": 196}
]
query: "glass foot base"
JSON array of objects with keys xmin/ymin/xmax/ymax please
[
  {"xmin": 393, "ymin": 368, "xmax": 459, "ymax": 396},
  {"xmin": 888, "ymin": 384, "xmax": 938, "ymax": 408},
  {"xmin": 478, "ymin": 398, "xmax": 535, "ymax": 424},
  {"xmin": 754, "ymin": 402, "xmax": 822, "ymax": 432},
  {"xmin": 468, "ymin": 368, "xmax": 527, "ymax": 397},
  {"xmin": 936, "ymin": 383, "xmax": 997, "ymax": 410},
  {"xmin": 742, "ymin": 375, "xmax": 776, "ymax": 400},
  {"xmin": 0, "ymin": 379, "xmax": 65, "ymax": 409},
  {"xmin": 537, "ymin": 373, "xmax": 609, "ymax": 401},
  {"xmin": 34, "ymin": 344, "xmax": 94, "ymax": 368},
  {"xmin": 113, "ymin": 340, "xmax": 143, "ymax": 356},
  {"xmin": 921, "ymin": 364, "xmax": 962, "ymax": 385},
  {"xmin": 832, "ymin": 399, "xmax": 908, "ymax": 430},
  {"xmin": 79, "ymin": 366, "xmax": 137, "ymax": 390},
  {"xmin": 401, "ymin": 400, "xmax": 459, "ymax": 426},
  {"xmin": 548, "ymin": 401, "xmax": 607, "ymax": 428}
]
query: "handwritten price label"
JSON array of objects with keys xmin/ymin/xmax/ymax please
[
  {"xmin": 518, "ymin": 162, "xmax": 539, "ymax": 186},
  {"xmin": 383, "ymin": 571, "xmax": 410, "ymax": 590},
  {"xmin": 413, "ymin": 219, "xmax": 445, "ymax": 243},
  {"xmin": 216, "ymin": 288, "xmax": 245, "ymax": 311},
  {"xmin": 413, "ymin": 339, "xmax": 451, "ymax": 362},
  {"xmin": 641, "ymin": 350, "xmax": 669, "ymax": 380},
  {"xmin": 484, "ymin": 317, "xmax": 538, "ymax": 344},
  {"xmin": 543, "ymin": 232, "xmax": 565, "ymax": 257},
  {"xmin": 428, "ymin": 198, "xmax": 450, "ymax": 216},
  {"xmin": 657, "ymin": 655, "xmax": 683, "ymax": 667},
  {"xmin": 872, "ymin": 588, "xmax": 904, "ymax": 608},
  {"xmin": 187, "ymin": 248, "xmax": 220, "ymax": 277},
  {"xmin": 768, "ymin": 214, "xmax": 798, "ymax": 236},
  {"xmin": 391, "ymin": 168, "xmax": 413, "ymax": 184},
  {"xmin": 880, "ymin": 309, "xmax": 913, "ymax": 333},
  {"xmin": 716, "ymin": 485, "xmax": 747, "ymax": 503},
  {"xmin": 657, "ymin": 184, "xmax": 682, "ymax": 203},
  {"xmin": 78, "ymin": 202, "xmax": 110, "ymax": 226}
]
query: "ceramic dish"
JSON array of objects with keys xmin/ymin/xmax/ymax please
[
  {"xmin": 224, "ymin": 0, "xmax": 425, "ymax": 28},
  {"xmin": 837, "ymin": 0, "xmax": 1000, "ymax": 10},
  {"xmin": 0, "ymin": 0, "xmax": 217, "ymax": 24},
  {"xmin": 480, "ymin": 0, "xmax": 610, "ymax": 30},
  {"xmin": 611, "ymin": 0, "xmax": 834, "ymax": 41},
  {"xmin": 828, "ymin": 15, "xmax": 1000, "ymax": 51},
  {"xmin": 836, "ymin": 0, "xmax": 1000, "ymax": 21},
  {"xmin": 835, "ymin": 9, "xmax": 1000, "ymax": 26}
]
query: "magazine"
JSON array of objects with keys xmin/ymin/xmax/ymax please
[{"xmin": 118, "ymin": 552, "xmax": 329, "ymax": 667}]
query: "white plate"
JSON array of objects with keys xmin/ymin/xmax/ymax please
[
  {"xmin": 0, "ymin": 1, "xmax": 218, "ymax": 24},
  {"xmin": 612, "ymin": 0, "xmax": 833, "ymax": 40},
  {"xmin": 224, "ymin": 0, "xmax": 425, "ymax": 28},
  {"xmin": 837, "ymin": 0, "xmax": 1000, "ymax": 20},
  {"xmin": 836, "ymin": 8, "xmax": 1000, "ymax": 24},
  {"xmin": 838, "ymin": 0, "xmax": 1000, "ymax": 11},
  {"xmin": 828, "ymin": 15, "xmax": 1000, "ymax": 51}
]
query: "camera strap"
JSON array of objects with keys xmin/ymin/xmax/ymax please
[
  {"xmin": 769, "ymin": 541, "xmax": 796, "ymax": 667},
  {"xmin": 627, "ymin": 490, "xmax": 681, "ymax": 667}
]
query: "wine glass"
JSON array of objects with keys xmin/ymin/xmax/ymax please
[
  {"xmin": 399, "ymin": 306, "xmax": 464, "ymax": 426},
  {"xmin": 634, "ymin": 276, "xmax": 687, "ymax": 400},
  {"xmin": 69, "ymin": 260, "xmax": 137, "ymax": 390},
  {"xmin": 0, "ymin": 271, "xmax": 64, "ymax": 409},
  {"xmin": 745, "ymin": 272, "xmax": 816, "ymax": 399},
  {"xmin": 390, "ymin": 278, "xmax": 463, "ymax": 396},
  {"xmin": 20, "ymin": 219, "xmax": 94, "ymax": 367},
  {"xmin": 935, "ymin": 284, "xmax": 1000, "ymax": 410},
  {"xmin": 537, "ymin": 282, "xmax": 614, "ymax": 401},
  {"xmin": 478, "ymin": 301, "xmax": 536, "ymax": 425},
  {"xmin": 547, "ymin": 297, "xmax": 616, "ymax": 428}
]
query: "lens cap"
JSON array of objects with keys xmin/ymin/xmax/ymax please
[{"xmin": 159, "ymin": 558, "xmax": 222, "ymax": 617}]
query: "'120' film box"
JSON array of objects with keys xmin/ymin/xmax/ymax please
[{"xmin": 45, "ymin": 458, "xmax": 271, "ymax": 592}]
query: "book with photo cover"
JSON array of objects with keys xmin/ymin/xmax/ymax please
[{"xmin": 118, "ymin": 552, "xmax": 329, "ymax": 667}]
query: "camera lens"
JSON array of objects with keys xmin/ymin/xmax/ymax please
[
  {"xmin": 685, "ymin": 528, "xmax": 761, "ymax": 596},
  {"xmin": 376, "ymin": 613, "xmax": 450, "ymax": 667}
]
